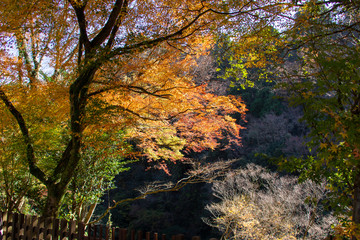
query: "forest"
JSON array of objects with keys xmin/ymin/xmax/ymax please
[{"xmin": 0, "ymin": 0, "xmax": 359, "ymax": 239}]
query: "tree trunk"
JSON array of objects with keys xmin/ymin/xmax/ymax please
[
  {"xmin": 43, "ymin": 184, "xmax": 67, "ymax": 218},
  {"xmin": 352, "ymin": 171, "xmax": 360, "ymax": 240}
]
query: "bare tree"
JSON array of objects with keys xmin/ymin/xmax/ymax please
[{"xmin": 204, "ymin": 163, "xmax": 337, "ymax": 240}]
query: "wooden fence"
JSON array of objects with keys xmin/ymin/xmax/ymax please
[{"xmin": 0, "ymin": 212, "xmax": 202, "ymax": 240}]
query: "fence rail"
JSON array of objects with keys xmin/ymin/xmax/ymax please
[{"xmin": 0, "ymin": 211, "xmax": 202, "ymax": 240}]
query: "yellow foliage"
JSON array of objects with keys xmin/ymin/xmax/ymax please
[
  {"xmin": 211, "ymin": 195, "xmax": 297, "ymax": 240},
  {"xmin": 334, "ymin": 220, "xmax": 360, "ymax": 239}
]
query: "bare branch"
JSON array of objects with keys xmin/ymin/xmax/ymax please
[
  {"xmin": 204, "ymin": 164, "xmax": 337, "ymax": 239},
  {"xmin": 89, "ymin": 160, "xmax": 234, "ymax": 224}
]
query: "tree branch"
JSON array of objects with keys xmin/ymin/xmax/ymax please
[
  {"xmin": 106, "ymin": 0, "xmax": 129, "ymax": 48},
  {"xmin": 89, "ymin": 160, "xmax": 234, "ymax": 224},
  {"xmin": 0, "ymin": 89, "xmax": 47, "ymax": 184},
  {"xmin": 88, "ymin": 84, "xmax": 172, "ymax": 99},
  {"xmin": 69, "ymin": 0, "xmax": 91, "ymax": 52},
  {"xmin": 110, "ymin": 8, "xmax": 212, "ymax": 57},
  {"xmin": 91, "ymin": 0, "xmax": 126, "ymax": 48},
  {"xmin": 50, "ymin": 139, "xmax": 73, "ymax": 182}
]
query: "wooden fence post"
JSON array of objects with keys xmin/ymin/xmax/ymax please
[
  {"xmin": 6, "ymin": 212, "xmax": 11, "ymax": 239},
  {"xmin": 95, "ymin": 225, "xmax": 103, "ymax": 239},
  {"xmin": 69, "ymin": 220, "xmax": 77, "ymax": 240},
  {"xmin": 94, "ymin": 224, "xmax": 98, "ymax": 240},
  {"xmin": 11, "ymin": 212, "xmax": 17, "ymax": 239},
  {"xmin": 59, "ymin": 219, "xmax": 67, "ymax": 239},
  {"xmin": 18, "ymin": 213, "xmax": 25, "ymax": 239},
  {"xmin": 87, "ymin": 223, "xmax": 92, "ymax": 240},
  {"xmin": 131, "ymin": 229, "xmax": 135, "ymax": 240},
  {"xmin": 116, "ymin": 227, "xmax": 121, "ymax": 240},
  {"xmin": 44, "ymin": 217, "xmax": 53, "ymax": 240},
  {"xmin": 0, "ymin": 212, "xmax": 3, "ymax": 240},
  {"xmin": 2, "ymin": 212, "xmax": 5, "ymax": 239},
  {"xmin": 176, "ymin": 234, "xmax": 184, "ymax": 240},
  {"xmin": 137, "ymin": 230, "xmax": 143, "ymax": 240},
  {"xmin": 52, "ymin": 218, "xmax": 60, "ymax": 239},
  {"xmin": 24, "ymin": 214, "xmax": 32, "ymax": 239},
  {"xmin": 112, "ymin": 227, "xmax": 116, "ymax": 240},
  {"xmin": 88, "ymin": 223, "xmax": 93, "ymax": 240},
  {"xmin": 31, "ymin": 215, "xmax": 37, "ymax": 239},
  {"xmin": 105, "ymin": 225, "xmax": 110, "ymax": 240},
  {"xmin": 78, "ymin": 222, "xmax": 86, "ymax": 240},
  {"xmin": 35, "ymin": 216, "xmax": 40, "ymax": 240},
  {"xmin": 122, "ymin": 228, "xmax": 127, "ymax": 240}
]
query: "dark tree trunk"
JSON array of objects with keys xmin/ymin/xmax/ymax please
[
  {"xmin": 352, "ymin": 171, "xmax": 360, "ymax": 240},
  {"xmin": 43, "ymin": 185, "xmax": 66, "ymax": 218}
]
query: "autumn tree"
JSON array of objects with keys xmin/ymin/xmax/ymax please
[
  {"xmin": 279, "ymin": 35, "xmax": 360, "ymax": 238},
  {"xmin": 273, "ymin": 2, "xmax": 360, "ymax": 238},
  {"xmin": 0, "ymin": 0, "xmax": 293, "ymax": 218},
  {"xmin": 205, "ymin": 1, "xmax": 359, "ymax": 238},
  {"xmin": 224, "ymin": 0, "xmax": 360, "ymax": 237}
]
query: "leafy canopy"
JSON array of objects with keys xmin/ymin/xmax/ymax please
[{"xmin": 1, "ymin": 0, "xmax": 285, "ymax": 217}]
